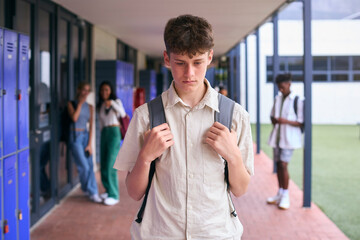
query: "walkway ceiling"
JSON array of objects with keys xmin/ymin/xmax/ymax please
[{"xmin": 53, "ymin": 0, "xmax": 287, "ymax": 58}]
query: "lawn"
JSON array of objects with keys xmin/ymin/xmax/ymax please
[{"xmin": 251, "ymin": 124, "xmax": 360, "ymax": 240}]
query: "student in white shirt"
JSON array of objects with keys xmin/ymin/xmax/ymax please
[
  {"xmin": 97, "ymin": 81, "xmax": 126, "ymax": 206},
  {"xmin": 113, "ymin": 14, "xmax": 254, "ymax": 239},
  {"xmin": 267, "ymin": 73, "xmax": 304, "ymax": 210}
]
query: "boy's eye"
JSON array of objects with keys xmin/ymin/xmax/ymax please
[
  {"xmin": 175, "ymin": 62, "xmax": 184, "ymax": 65},
  {"xmin": 194, "ymin": 62, "xmax": 202, "ymax": 65}
]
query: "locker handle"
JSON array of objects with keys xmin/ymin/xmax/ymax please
[
  {"xmin": 1, "ymin": 89, "xmax": 6, "ymax": 96},
  {"xmin": 18, "ymin": 210, "xmax": 23, "ymax": 220},
  {"xmin": 4, "ymin": 220, "xmax": 9, "ymax": 234}
]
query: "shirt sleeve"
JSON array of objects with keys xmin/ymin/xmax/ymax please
[
  {"xmin": 296, "ymin": 97, "xmax": 305, "ymax": 124},
  {"xmin": 113, "ymin": 104, "xmax": 149, "ymax": 172},
  {"xmin": 233, "ymin": 105, "xmax": 254, "ymax": 176},
  {"xmin": 111, "ymin": 99, "xmax": 127, "ymax": 118}
]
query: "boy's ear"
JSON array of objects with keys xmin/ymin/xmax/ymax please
[
  {"xmin": 163, "ymin": 51, "xmax": 170, "ymax": 68},
  {"xmin": 207, "ymin": 49, "xmax": 214, "ymax": 65}
]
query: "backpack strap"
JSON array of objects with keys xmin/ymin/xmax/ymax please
[
  {"xmin": 135, "ymin": 95, "xmax": 165, "ymax": 223},
  {"xmin": 215, "ymin": 94, "xmax": 237, "ymax": 217},
  {"xmin": 136, "ymin": 94, "xmax": 237, "ymax": 223},
  {"xmin": 294, "ymin": 96, "xmax": 299, "ymax": 117}
]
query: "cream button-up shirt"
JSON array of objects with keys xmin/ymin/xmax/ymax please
[
  {"xmin": 114, "ymin": 80, "xmax": 254, "ymax": 240},
  {"xmin": 268, "ymin": 92, "xmax": 304, "ymax": 149}
]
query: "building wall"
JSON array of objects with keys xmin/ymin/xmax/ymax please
[{"xmin": 246, "ymin": 20, "xmax": 360, "ymax": 125}]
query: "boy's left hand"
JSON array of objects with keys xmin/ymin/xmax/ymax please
[{"xmin": 205, "ymin": 122, "xmax": 239, "ymax": 162}]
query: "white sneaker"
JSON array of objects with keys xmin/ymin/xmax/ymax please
[
  {"xmin": 278, "ymin": 194, "xmax": 290, "ymax": 210},
  {"xmin": 100, "ymin": 193, "xmax": 108, "ymax": 199},
  {"xmin": 104, "ymin": 197, "xmax": 119, "ymax": 206},
  {"xmin": 89, "ymin": 194, "xmax": 102, "ymax": 203},
  {"xmin": 267, "ymin": 194, "xmax": 282, "ymax": 204}
]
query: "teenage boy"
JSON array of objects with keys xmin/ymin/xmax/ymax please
[
  {"xmin": 267, "ymin": 73, "xmax": 304, "ymax": 210},
  {"xmin": 114, "ymin": 14, "xmax": 254, "ymax": 239}
]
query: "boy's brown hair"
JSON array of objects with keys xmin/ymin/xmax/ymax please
[{"xmin": 164, "ymin": 14, "xmax": 214, "ymax": 58}]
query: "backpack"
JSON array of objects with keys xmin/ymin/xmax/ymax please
[
  {"xmin": 60, "ymin": 101, "xmax": 77, "ymax": 142},
  {"xmin": 135, "ymin": 93, "xmax": 236, "ymax": 223},
  {"xmin": 293, "ymin": 96, "xmax": 304, "ymax": 133}
]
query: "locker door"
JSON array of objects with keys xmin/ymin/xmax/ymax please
[
  {"xmin": 0, "ymin": 28, "xmax": 3, "ymax": 158},
  {"xmin": 18, "ymin": 34, "xmax": 30, "ymax": 150},
  {"xmin": 3, "ymin": 30, "xmax": 17, "ymax": 156},
  {"xmin": 18, "ymin": 150, "xmax": 30, "ymax": 240},
  {"xmin": 3, "ymin": 155, "xmax": 16, "ymax": 240}
]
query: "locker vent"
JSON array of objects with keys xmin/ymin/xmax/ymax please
[
  {"xmin": 7, "ymin": 42, "xmax": 14, "ymax": 52},
  {"xmin": 22, "ymin": 45, "xmax": 28, "ymax": 55}
]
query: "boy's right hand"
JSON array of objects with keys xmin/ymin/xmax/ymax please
[{"xmin": 139, "ymin": 123, "xmax": 174, "ymax": 164}]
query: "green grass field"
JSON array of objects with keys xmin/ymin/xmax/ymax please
[{"xmin": 251, "ymin": 124, "xmax": 360, "ymax": 240}]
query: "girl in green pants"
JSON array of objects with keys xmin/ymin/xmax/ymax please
[{"xmin": 97, "ymin": 81, "xmax": 127, "ymax": 205}]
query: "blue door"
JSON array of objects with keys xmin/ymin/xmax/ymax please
[
  {"xmin": 3, "ymin": 30, "xmax": 17, "ymax": 156},
  {"xmin": 18, "ymin": 150, "xmax": 30, "ymax": 240},
  {"xmin": 18, "ymin": 34, "xmax": 30, "ymax": 150},
  {"xmin": 0, "ymin": 27, "xmax": 3, "ymax": 158},
  {"xmin": 3, "ymin": 155, "xmax": 16, "ymax": 240}
]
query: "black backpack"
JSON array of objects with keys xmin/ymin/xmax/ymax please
[
  {"xmin": 60, "ymin": 101, "xmax": 77, "ymax": 142},
  {"xmin": 293, "ymin": 96, "xmax": 304, "ymax": 133},
  {"xmin": 135, "ymin": 93, "xmax": 237, "ymax": 223}
]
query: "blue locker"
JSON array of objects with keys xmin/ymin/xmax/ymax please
[
  {"xmin": 0, "ymin": 28, "xmax": 3, "ymax": 158},
  {"xmin": 3, "ymin": 155, "xmax": 16, "ymax": 240},
  {"xmin": 17, "ymin": 34, "xmax": 30, "ymax": 150},
  {"xmin": 3, "ymin": 30, "xmax": 17, "ymax": 156},
  {"xmin": 18, "ymin": 150, "xmax": 30, "ymax": 240}
]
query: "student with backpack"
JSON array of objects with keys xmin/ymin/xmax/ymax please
[
  {"xmin": 97, "ymin": 81, "xmax": 127, "ymax": 206},
  {"xmin": 68, "ymin": 82, "xmax": 102, "ymax": 203},
  {"xmin": 267, "ymin": 73, "xmax": 304, "ymax": 210},
  {"xmin": 114, "ymin": 14, "xmax": 254, "ymax": 239}
]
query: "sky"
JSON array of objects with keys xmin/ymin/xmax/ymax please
[{"xmin": 279, "ymin": 0, "xmax": 360, "ymax": 20}]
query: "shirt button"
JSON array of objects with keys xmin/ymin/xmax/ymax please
[
  {"xmin": 188, "ymin": 205, "xmax": 192, "ymax": 210},
  {"xmin": 189, "ymin": 173, "xmax": 193, "ymax": 178}
]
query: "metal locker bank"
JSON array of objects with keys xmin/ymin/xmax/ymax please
[{"xmin": 0, "ymin": 28, "xmax": 30, "ymax": 240}]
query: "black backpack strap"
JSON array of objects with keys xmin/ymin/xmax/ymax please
[
  {"xmin": 214, "ymin": 94, "xmax": 237, "ymax": 217},
  {"xmin": 294, "ymin": 96, "xmax": 299, "ymax": 117},
  {"xmin": 135, "ymin": 95, "xmax": 165, "ymax": 224}
]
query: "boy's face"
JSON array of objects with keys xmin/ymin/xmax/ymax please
[
  {"xmin": 277, "ymin": 81, "xmax": 291, "ymax": 96},
  {"xmin": 164, "ymin": 50, "xmax": 213, "ymax": 95}
]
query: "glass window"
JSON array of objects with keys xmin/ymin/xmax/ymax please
[
  {"xmin": 118, "ymin": 41, "xmax": 126, "ymax": 61},
  {"xmin": 292, "ymin": 74, "xmax": 303, "ymax": 82},
  {"xmin": 353, "ymin": 56, "xmax": 360, "ymax": 71},
  {"xmin": 313, "ymin": 74, "xmax": 327, "ymax": 82},
  {"xmin": 313, "ymin": 56, "xmax": 327, "ymax": 71},
  {"xmin": 38, "ymin": 9, "xmax": 52, "ymax": 205},
  {"xmin": 288, "ymin": 56, "xmax": 303, "ymax": 71},
  {"xmin": 267, "ymin": 74, "xmax": 273, "ymax": 83},
  {"xmin": 266, "ymin": 56, "xmax": 273, "ymax": 71},
  {"xmin": 58, "ymin": 18, "xmax": 69, "ymax": 191},
  {"xmin": 72, "ymin": 25, "xmax": 79, "ymax": 87},
  {"xmin": 353, "ymin": 74, "xmax": 360, "ymax": 81},
  {"xmin": 331, "ymin": 74, "xmax": 348, "ymax": 81},
  {"xmin": 15, "ymin": 0, "xmax": 31, "ymax": 35},
  {"xmin": 280, "ymin": 57, "xmax": 286, "ymax": 71},
  {"xmin": 331, "ymin": 56, "xmax": 349, "ymax": 71},
  {"xmin": 0, "ymin": 0, "xmax": 5, "ymax": 27}
]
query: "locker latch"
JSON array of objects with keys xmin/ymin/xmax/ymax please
[
  {"xmin": 18, "ymin": 210, "xmax": 23, "ymax": 220},
  {"xmin": 17, "ymin": 89, "xmax": 22, "ymax": 100},
  {"xmin": 3, "ymin": 220, "xmax": 9, "ymax": 234},
  {"xmin": 0, "ymin": 89, "xmax": 5, "ymax": 96}
]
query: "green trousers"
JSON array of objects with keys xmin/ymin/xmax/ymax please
[{"xmin": 100, "ymin": 126, "xmax": 121, "ymax": 199}]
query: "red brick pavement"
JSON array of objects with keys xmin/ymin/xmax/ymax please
[{"xmin": 31, "ymin": 150, "xmax": 349, "ymax": 240}]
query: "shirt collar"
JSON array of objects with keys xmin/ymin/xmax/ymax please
[
  {"xmin": 165, "ymin": 79, "xmax": 219, "ymax": 112},
  {"xmin": 279, "ymin": 91, "xmax": 296, "ymax": 100}
]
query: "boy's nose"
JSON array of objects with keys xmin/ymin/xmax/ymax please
[{"xmin": 184, "ymin": 64, "xmax": 195, "ymax": 77}]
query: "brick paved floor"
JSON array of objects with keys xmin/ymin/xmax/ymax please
[{"xmin": 31, "ymin": 149, "xmax": 349, "ymax": 240}]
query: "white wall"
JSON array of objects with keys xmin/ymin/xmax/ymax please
[{"xmin": 245, "ymin": 20, "xmax": 360, "ymax": 125}]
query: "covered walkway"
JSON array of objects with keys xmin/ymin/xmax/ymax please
[{"xmin": 30, "ymin": 148, "xmax": 348, "ymax": 240}]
